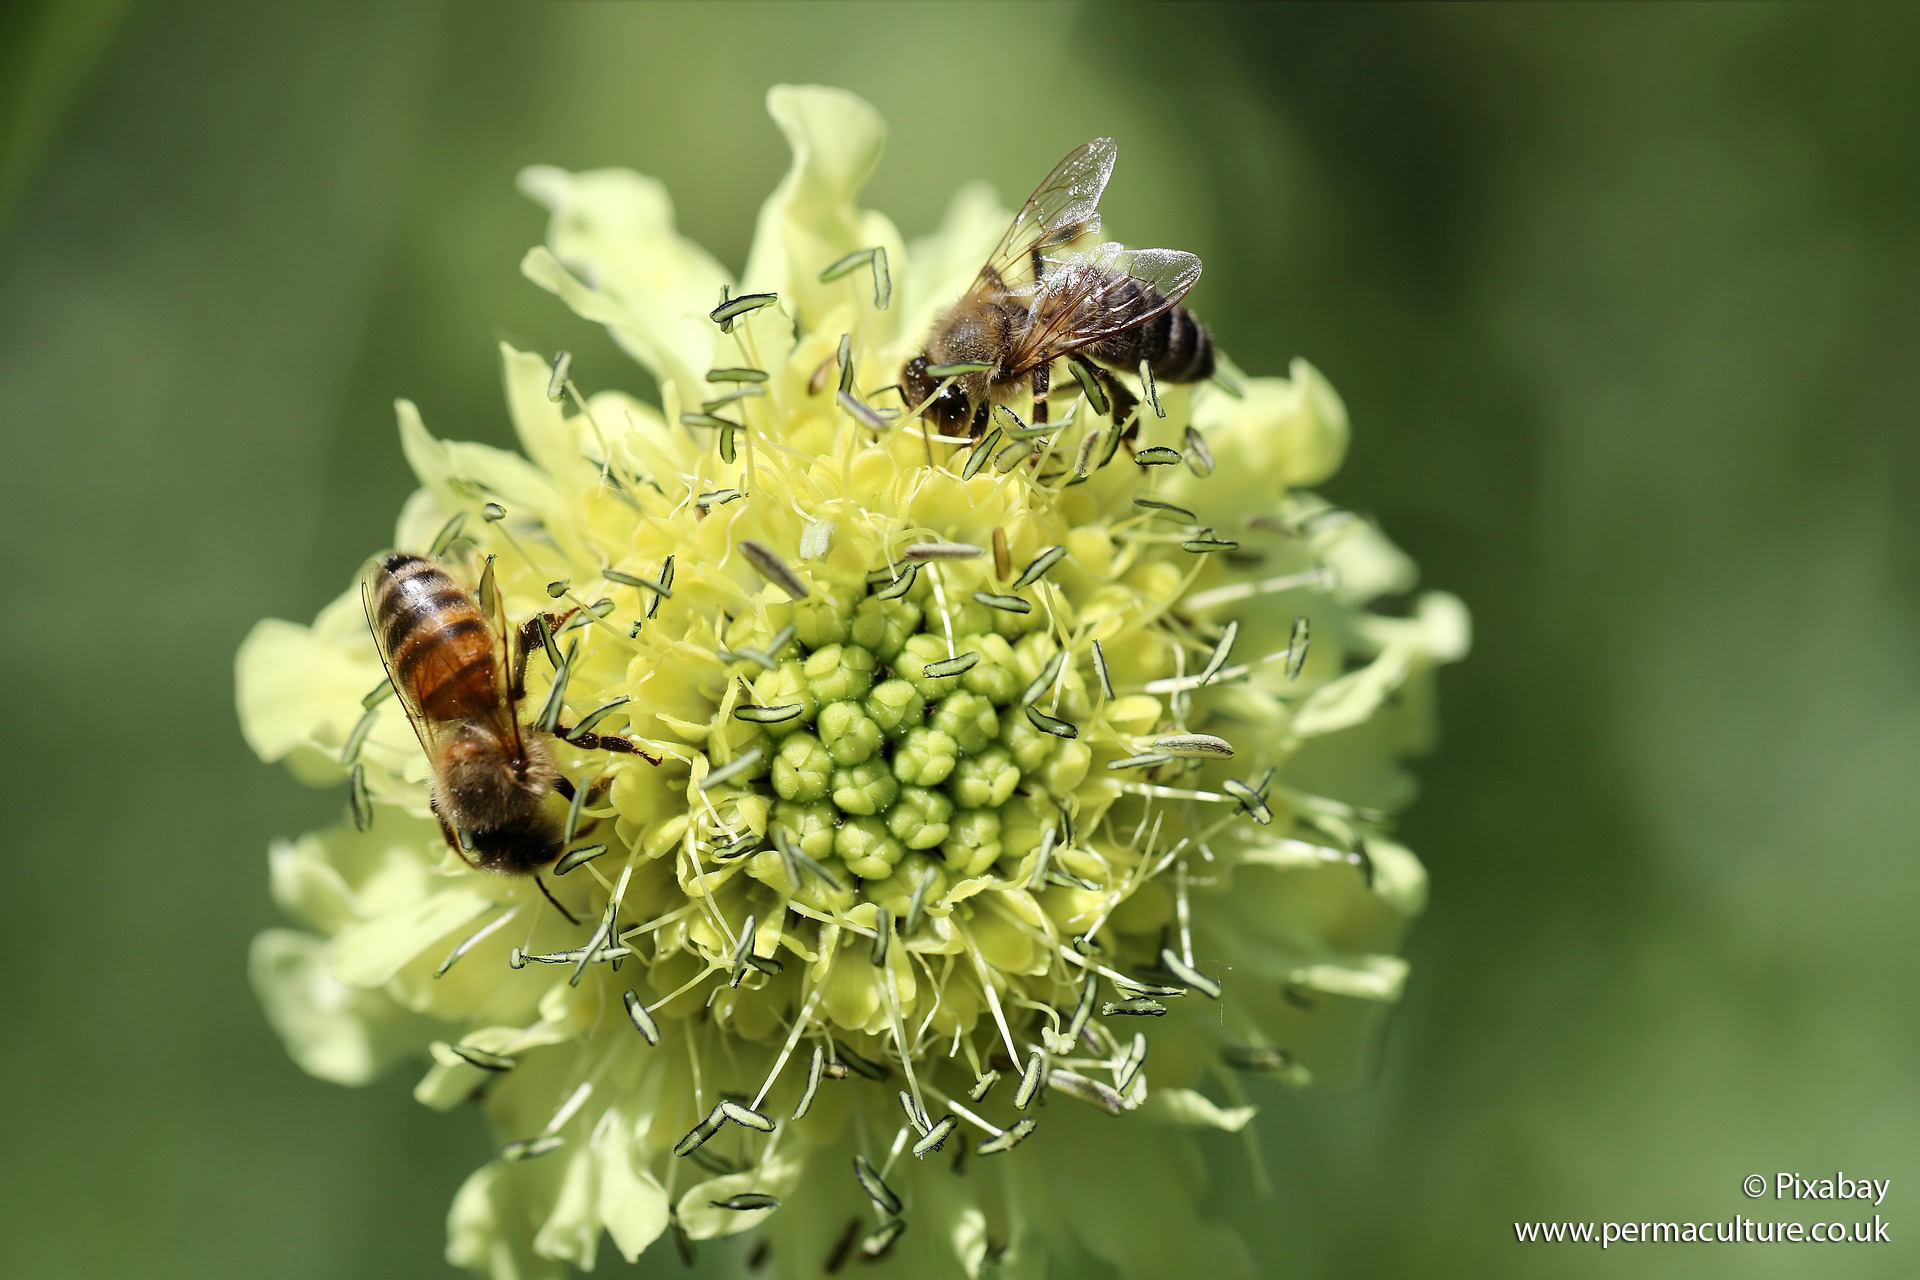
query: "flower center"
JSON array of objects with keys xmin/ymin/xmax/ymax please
[{"xmin": 720, "ymin": 576, "xmax": 1088, "ymax": 924}]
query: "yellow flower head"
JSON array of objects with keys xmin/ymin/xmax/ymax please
[{"xmin": 237, "ymin": 86, "xmax": 1467, "ymax": 1279}]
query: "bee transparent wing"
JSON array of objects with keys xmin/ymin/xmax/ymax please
[
  {"xmin": 1003, "ymin": 243, "xmax": 1204, "ymax": 377},
  {"xmin": 975, "ymin": 137, "xmax": 1117, "ymax": 295},
  {"xmin": 361, "ymin": 562, "xmax": 439, "ymax": 764},
  {"xmin": 480, "ymin": 560, "xmax": 531, "ymax": 761}
]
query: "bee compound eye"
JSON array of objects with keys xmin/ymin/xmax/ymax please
[{"xmin": 934, "ymin": 389, "xmax": 970, "ymax": 431}]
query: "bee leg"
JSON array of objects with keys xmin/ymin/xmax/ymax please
[
  {"xmin": 556, "ymin": 725, "xmax": 663, "ymax": 767},
  {"xmin": 553, "ymin": 775, "xmax": 576, "ymax": 803},
  {"xmin": 1030, "ymin": 361, "xmax": 1050, "ymax": 426},
  {"xmin": 533, "ymin": 876, "xmax": 580, "ymax": 926},
  {"xmin": 969, "ymin": 400, "xmax": 991, "ymax": 439},
  {"xmin": 1093, "ymin": 365, "xmax": 1142, "ymax": 459},
  {"xmin": 511, "ymin": 609, "xmax": 580, "ymax": 700},
  {"xmin": 1097, "ymin": 367, "xmax": 1140, "ymax": 433}
]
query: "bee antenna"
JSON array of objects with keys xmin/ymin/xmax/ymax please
[{"xmin": 534, "ymin": 874, "xmax": 580, "ymax": 926}]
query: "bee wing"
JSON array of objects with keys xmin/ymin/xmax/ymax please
[
  {"xmin": 361, "ymin": 563, "xmax": 441, "ymax": 763},
  {"xmin": 480, "ymin": 559, "xmax": 531, "ymax": 761},
  {"xmin": 973, "ymin": 138, "xmax": 1117, "ymax": 296},
  {"xmin": 1002, "ymin": 243, "xmax": 1204, "ymax": 377}
]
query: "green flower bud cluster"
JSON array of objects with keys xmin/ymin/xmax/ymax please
[{"xmin": 736, "ymin": 587, "xmax": 1086, "ymax": 904}]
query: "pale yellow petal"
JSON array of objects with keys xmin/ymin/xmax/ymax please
[
  {"xmin": 530, "ymin": 1149, "xmax": 599, "ymax": 1268},
  {"xmin": 674, "ymin": 1153, "xmax": 802, "ymax": 1239},
  {"xmin": 248, "ymin": 929, "xmax": 439, "ymax": 1086},
  {"xmin": 593, "ymin": 1118, "xmax": 670, "ymax": 1262},
  {"xmin": 235, "ymin": 614, "xmax": 379, "ymax": 782},
  {"xmin": 1139, "ymin": 1087, "xmax": 1259, "ymax": 1132},
  {"xmin": 447, "ymin": 1162, "xmax": 571, "ymax": 1280},
  {"xmin": 742, "ymin": 85, "xmax": 905, "ymax": 344},
  {"xmin": 519, "ymin": 164, "xmax": 730, "ymax": 401},
  {"xmin": 1168, "ymin": 359, "xmax": 1350, "ymax": 519},
  {"xmin": 397, "ymin": 398, "xmax": 560, "ymax": 518},
  {"xmin": 331, "ymin": 886, "xmax": 496, "ymax": 989}
]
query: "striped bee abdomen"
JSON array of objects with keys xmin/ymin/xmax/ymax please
[
  {"xmin": 371, "ymin": 552, "xmax": 502, "ymax": 720},
  {"xmin": 1087, "ymin": 284, "xmax": 1214, "ymax": 384}
]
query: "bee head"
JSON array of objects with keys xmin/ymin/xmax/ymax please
[{"xmin": 903, "ymin": 354, "xmax": 973, "ymax": 434}]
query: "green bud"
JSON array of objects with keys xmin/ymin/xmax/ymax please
[
  {"xmin": 1040, "ymin": 740, "xmax": 1092, "ymax": 795},
  {"xmin": 772, "ymin": 799, "xmax": 837, "ymax": 861},
  {"xmin": 942, "ymin": 809, "xmax": 1002, "ymax": 877},
  {"xmin": 1012, "ymin": 632, "xmax": 1059, "ymax": 686},
  {"xmin": 996, "ymin": 794, "xmax": 1049, "ymax": 860},
  {"xmin": 1011, "ymin": 633, "xmax": 1091, "ymax": 720},
  {"xmin": 791, "ymin": 589, "xmax": 856, "ymax": 650},
  {"xmin": 931, "ymin": 596, "xmax": 993, "ymax": 637},
  {"xmin": 949, "ymin": 746, "xmax": 1020, "ymax": 809},
  {"xmin": 831, "ymin": 760, "xmax": 899, "ymax": 816},
  {"xmin": 891, "ymin": 726, "xmax": 958, "ymax": 787},
  {"xmin": 898, "ymin": 633, "xmax": 959, "ymax": 698},
  {"xmin": 886, "ymin": 787, "xmax": 953, "ymax": 850},
  {"xmin": 802, "ymin": 643, "xmax": 875, "ymax": 704},
  {"xmin": 836, "ymin": 816, "xmax": 905, "ymax": 880},
  {"xmin": 864, "ymin": 678, "xmax": 926, "ymax": 737},
  {"xmin": 817, "ymin": 701, "xmax": 883, "ymax": 765},
  {"xmin": 770, "ymin": 733, "xmax": 831, "ymax": 802},
  {"xmin": 957, "ymin": 632, "xmax": 1021, "ymax": 705},
  {"xmin": 849, "ymin": 596, "xmax": 922, "ymax": 662},
  {"xmin": 991, "ymin": 593, "xmax": 1047, "ymax": 638},
  {"xmin": 750, "ymin": 661, "xmax": 817, "ymax": 734},
  {"xmin": 931, "ymin": 690, "xmax": 1000, "ymax": 756},
  {"xmin": 1001, "ymin": 711, "xmax": 1056, "ymax": 773},
  {"xmin": 863, "ymin": 855, "xmax": 947, "ymax": 917}
]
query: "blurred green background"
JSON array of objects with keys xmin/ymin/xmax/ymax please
[{"xmin": 3, "ymin": 2, "xmax": 1915, "ymax": 1277}]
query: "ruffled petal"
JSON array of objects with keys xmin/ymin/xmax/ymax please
[
  {"xmin": 518, "ymin": 165, "xmax": 730, "ymax": 401},
  {"xmin": 234, "ymin": 587, "xmax": 386, "ymax": 783},
  {"xmin": 1167, "ymin": 360, "xmax": 1349, "ymax": 520},
  {"xmin": 447, "ymin": 1162, "xmax": 571, "ymax": 1280},
  {"xmin": 593, "ymin": 1112, "xmax": 671, "ymax": 1262},
  {"xmin": 331, "ymin": 886, "xmax": 497, "ymax": 989},
  {"xmin": 1140, "ymin": 1087, "xmax": 1259, "ymax": 1132},
  {"xmin": 398, "ymin": 398, "xmax": 562, "ymax": 522},
  {"xmin": 674, "ymin": 1153, "xmax": 802, "ymax": 1240},
  {"xmin": 530, "ymin": 1149, "xmax": 600, "ymax": 1269},
  {"xmin": 742, "ymin": 85, "xmax": 906, "ymax": 347},
  {"xmin": 265, "ymin": 815, "xmax": 437, "ymax": 932},
  {"xmin": 249, "ymin": 930, "xmax": 440, "ymax": 1085}
]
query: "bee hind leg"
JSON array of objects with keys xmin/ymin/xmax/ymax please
[
  {"xmin": 556, "ymin": 724, "xmax": 663, "ymax": 767},
  {"xmin": 1101, "ymin": 368, "xmax": 1140, "ymax": 434}
]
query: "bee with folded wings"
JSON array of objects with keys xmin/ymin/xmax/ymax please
[
  {"xmin": 902, "ymin": 136, "xmax": 1214, "ymax": 439},
  {"xmin": 362, "ymin": 552, "xmax": 657, "ymax": 914}
]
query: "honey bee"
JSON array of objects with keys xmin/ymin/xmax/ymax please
[
  {"xmin": 902, "ymin": 137, "xmax": 1213, "ymax": 438},
  {"xmin": 362, "ymin": 552, "xmax": 656, "ymax": 902}
]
